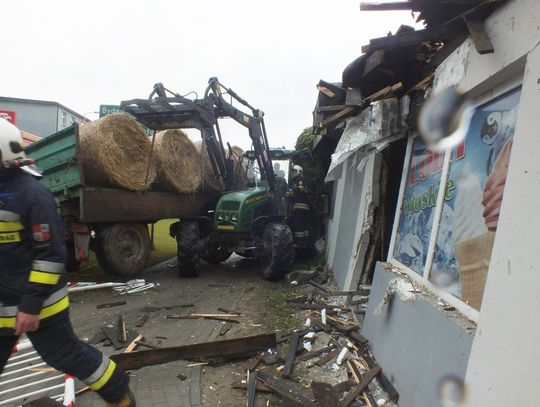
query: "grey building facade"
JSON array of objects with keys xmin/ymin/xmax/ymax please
[{"xmin": 0, "ymin": 97, "xmax": 87, "ymax": 138}]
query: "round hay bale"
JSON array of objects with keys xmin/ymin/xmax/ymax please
[
  {"xmin": 80, "ymin": 113, "xmax": 156, "ymax": 191},
  {"xmin": 193, "ymin": 140, "xmax": 224, "ymax": 193},
  {"xmin": 153, "ymin": 129, "xmax": 201, "ymax": 193}
]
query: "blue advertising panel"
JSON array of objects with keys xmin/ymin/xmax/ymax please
[
  {"xmin": 430, "ymin": 87, "xmax": 521, "ymax": 309},
  {"xmin": 393, "ymin": 136, "xmax": 449, "ymax": 275}
]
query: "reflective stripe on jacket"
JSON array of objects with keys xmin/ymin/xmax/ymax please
[{"xmin": 0, "ymin": 170, "xmax": 67, "ymax": 326}]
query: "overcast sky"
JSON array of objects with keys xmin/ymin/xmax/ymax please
[{"xmin": 1, "ymin": 1, "xmax": 420, "ymax": 149}]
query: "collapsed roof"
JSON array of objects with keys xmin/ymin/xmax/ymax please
[{"xmin": 313, "ymin": 0, "xmax": 509, "ymax": 147}]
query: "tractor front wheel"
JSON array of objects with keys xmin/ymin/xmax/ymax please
[
  {"xmin": 199, "ymin": 234, "xmax": 232, "ymax": 264},
  {"xmin": 261, "ymin": 223, "xmax": 294, "ymax": 281}
]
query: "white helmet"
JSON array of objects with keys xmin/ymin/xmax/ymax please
[
  {"xmin": 0, "ymin": 118, "xmax": 41, "ymax": 177},
  {"xmin": 293, "ymin": 165, "xmax": 303, "ymax": 175}
]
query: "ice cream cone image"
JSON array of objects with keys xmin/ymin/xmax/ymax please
[{"xmin": 455, "ymin": 232, "xmax": 495, "ymax": 310}]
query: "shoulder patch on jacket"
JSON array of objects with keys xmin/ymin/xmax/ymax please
[{"xmin": 32, "ymin": 224, "xmax": 51, "ymax": 242}]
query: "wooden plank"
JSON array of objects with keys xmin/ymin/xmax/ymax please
[
  {"xmin": 378, "ymin": 370, "xmax": 399, "ymax": 401},
  {"xmin": 125, "ymin": 334, "xmax": 144, "ymax": 353},
  {"xmin": 364, "ymin": 82, "xmax": 403, "ymax": 103},
  {"xmin": 333, "ymin": 379, "xmax": 355, "ymax": 394},
  {"xmin": 465, "ymin": 19, "xmax": 494, "ymax": 54},
  {"xmin": 257, "ymin": 371, "xmax": 314, "ymax": 407},
  {"xmin": 219, "ymin": 323, "xmax": 233, "ymax": 336},
  {"xmin": 288, "ymin": 303, "xmax": 340, "ymax": 313},
  {"xmin": 246, "ymin": 352, "xmax": 264, "ymax": 372},
  {"xmin": 360, "ymin": 1, "xmax": 415, "ymax": 11},
  {"xmin": 283, "ymin": 332, "xmax": 300, "ymax": 378},
  {"xmin": 312, "ymin": 318, "xmax": 332, "ymax": 333},
  {"xmin": 102, "ymin": 326, "xmax": 123, "ymax": 350},
  {"xmin": 135, "ymin": 313, "xmax": 149, "ymax": 328},
  {"xmin": 363, "ymin": 49, "xmax": 386, "ymax": 76},
  {"xmin": 247, "ymin": 371, "xmax": 258, "ymax": 407},
  {"xmin": 347, "ymin": 361, "xmax": 361, "ymax": 384},
  {"xmin": 118, "ymin": 315, "xmax": 127, "ymax": 343},
  {"xmin": 311, "ymin": 381, "xmax": 341, "ymax": 407},
  {"xmin": 231, "ymin": 381, "xmax": 273, "ymax": 393},
  {"xmin": 217, "ymin": 307, "xmax": 241, "ymax": 315},
  {"xmin": 341, "ymin": 366, "xmax": 382, "ymax": 407},
  {"xmin": 316, "ymin": 84, "xmax": 336, "ymax": 98},
  {"xmin": 96, "ymin": 300, "xmax": 127, "ymax": 309},
  {"xmin": 319, "ymin": 106, "xmax": 355, "ymax": 128},
  {"xmin": 314, "ymin": 348, "xmax": 340, "ymax": 367},
  {"xmin": 167, "ymin": 313, "xmax": 239, "ymax": 323},
  {"xmin": 363, "ymin": 24, "xmax": 468, "ymax": 53},
  {"xmin": 111, "ymin": 333, "xmax": 276, "ymax": 371},
  {"xmin": 296, "ymin": 345, "xmax": 336, "ymax": 363},
  {"xmin": 326, "ymin": 320, "xmax": 369, "ymax": 345},
  {"xmin": 88, "ymin": 330, "xmax": 107, "ymax": 345},
  {"xmin": 307, "ymin": 280, "xmax": 329, "ymax": 292},
  {"xmin": 317, "ymin": 105, "xmax": 348, "ymax": 112}
]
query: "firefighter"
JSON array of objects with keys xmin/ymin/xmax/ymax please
[
  {"xmin": 0, "ymin": 119, "xmax": 135, "ymax": 407},
  {"xmin": 290, "ymin": 164, "xmax": 311, "ymax": 252}
]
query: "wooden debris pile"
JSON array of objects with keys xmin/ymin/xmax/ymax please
[{"xmin": 230, "ymin": 278, "xmax": 399, "ymax": 406}]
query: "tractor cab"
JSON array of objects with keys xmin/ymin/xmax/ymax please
[{"xmin": 214, "ymin": 148, "xmax": 296, "ymax": 234}]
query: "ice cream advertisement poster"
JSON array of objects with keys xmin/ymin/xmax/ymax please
[
  {"xmin": 430, "ymin": 87, "xmax": 521, "ymax": 308},
  {"xmin": 394, "ymin": 87, "xmax": 521, "ymax": 309},
  {"xmin": 393, "ymin": 135, "xmax": 445, "ymax": 275}
]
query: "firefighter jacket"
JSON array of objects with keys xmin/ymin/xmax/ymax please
[
  {"xmin": 0, "ymin": 169, "xmax": 68, "ymax": 334},
  {"xmin": 291, "ymin": 175, "xmax": 310, "ymax": 212}
]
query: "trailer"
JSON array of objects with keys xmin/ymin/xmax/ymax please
[{"xmin": 25, "ymin": 123, "xmax": 218, "ymax": 277}]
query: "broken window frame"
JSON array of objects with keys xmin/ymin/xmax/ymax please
[{"xmin": 387, "ymin": 77, "xmax": 523, "ymax": 324}]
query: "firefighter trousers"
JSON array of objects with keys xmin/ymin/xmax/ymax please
[{"xmin": 0, "ymin": 310, "xmax": 129, "ymax": 403}]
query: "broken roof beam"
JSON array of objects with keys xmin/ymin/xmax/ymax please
[
  {"xmin": 360, "ymin": 1, "xmax": 416, "ymax": 11},
  {"xmin": 465, "ymin": 19, "xmax": 494, "ymax": 54},
  {"xmin": 362, "ymin": 24, "xmax": 468, "ymax": 53}
]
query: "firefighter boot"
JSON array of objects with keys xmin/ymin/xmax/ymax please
[{"xmin": 105, "ymin": 388, "xmax": 136, "ymax": 407}]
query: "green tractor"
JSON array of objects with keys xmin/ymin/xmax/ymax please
[{"xmin": 122, "ymin": 78, "xmax": 317, "ymax": 280}]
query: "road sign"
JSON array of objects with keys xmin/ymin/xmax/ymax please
[{"xmin": 99, "ymin": 105, "xmax": 153, "ymax": 136}]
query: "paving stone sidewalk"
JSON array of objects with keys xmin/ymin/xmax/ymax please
[{"xmin": 73, "ymin": 257, "xmax": 249, "ymax": 407}]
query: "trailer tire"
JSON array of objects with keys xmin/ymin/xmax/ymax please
[
  {"xmin": 95, "ymin": 223, "xmax": 151, "ymax": 277},
  {"xmin": 176, "ymin": 221, "xmax": 200, "ymax": 278},
  {"xmin": 261, "ymin": 223, "xmax": 294, "ymax": 281}
]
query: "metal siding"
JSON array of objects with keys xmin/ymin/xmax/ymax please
[
  {"xmin": 332, "ymin": 153, "xmax": 365, "ymax": 289},
  {"xmin": 0, "ymin": 100, "xmax": 59, "ymax": 137}
]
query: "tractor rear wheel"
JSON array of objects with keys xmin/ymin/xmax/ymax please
[
  {"xmin": 261, "ymin": 223, "xmax": 294, "ymax": 281},
  {"xmin": 176, "ymin": 221, "xmax": 200, "ymax": 278},
  {"xmin": 95, "ymin": 223, "xmax": 151, "ymax": 278}
]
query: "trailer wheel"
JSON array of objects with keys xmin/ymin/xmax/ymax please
[
  {"xmin": 176, "ymin": 221, "xmax": 200, "ymax": 278},
  {"xmin": 261, "ymin": 223, "xmax": 294, "ymax": 281},
  {"xmin": 95, "ymin": 223, "xmax": 151, "ymax": 277}
]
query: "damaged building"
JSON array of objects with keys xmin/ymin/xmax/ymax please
[{"xmin": 313, "ymin": 0, "xmax": 540, "ymax": 406}]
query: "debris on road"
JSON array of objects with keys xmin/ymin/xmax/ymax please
[
  {"xmin": 96, "ymin": 300, "xmax": 127, "ymax": 309},
  {"xmin": 111, "ymin": 333, "xmax": 277, "ymax": 370},
  {"xmin": 68, "ymin": 279, "xmax": 159, "ymax": 294}
]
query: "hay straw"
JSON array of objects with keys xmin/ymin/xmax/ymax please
[
  {"xmin": 79, "ymin": 114, "xmax": 157, "ymax": 191},
  {"xmin": 153, "ymin": 129, "xmax": 201, "ymax": 193},
  {"xmin": 193, "ymin": 140, "xmax": 224, "ymax": 193}
]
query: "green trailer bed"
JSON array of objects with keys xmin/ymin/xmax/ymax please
[{"xmin": 25, "ymin": 124, "xmax": 215, "ymax": 223}]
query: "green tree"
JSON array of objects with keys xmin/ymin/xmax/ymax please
[
  {"xmin": 295, "ymin": 127, "xmax": 315, "ymax": 151},
  {"xmin": 293, "ymin": 127, "xmax": 325, "ymax": 195}
]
